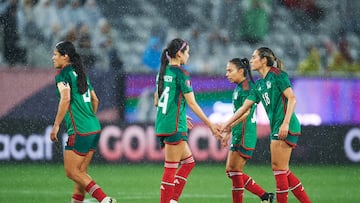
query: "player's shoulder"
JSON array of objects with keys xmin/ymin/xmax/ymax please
[
  {"xmin": 269, "ymin": 67, "xmax": 288, "ymax": 78},
  {"xmin": 170, "ymin": 65, "xmax": 190, "ymax": 76},
  {"xmin": 56, "ymin": 66, "xmax": 74, "ymax": 82},
  {"xmin": 58, "ymin": 66, "xmax": 74, "ymax": 76},
  {"xmin": 269, "ymin": 67, "xmax": 282, "ymax": 75}
]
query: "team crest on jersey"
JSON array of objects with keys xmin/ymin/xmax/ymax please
[
  {"xmin": 266, "ymin": 81, "xmax": 272, "ymax": 89},
  {"xmin": 185, "ymin": 80, "xmax": 191, "ymax": 88},
  {"xmin": 164, "ymin": 75, "xmax": 173, "ymax": 82}
]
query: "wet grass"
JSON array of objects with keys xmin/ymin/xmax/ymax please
[{"xmin": 0, "ymin": 163, "xmax": 358, "ymax": 202}]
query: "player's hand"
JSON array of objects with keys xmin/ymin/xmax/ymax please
[
  {"xmin": 221, "ymin": 132, "xmax": 231, "ymax": 148},
  {"xmin": 219, "ymin": 123, "xmax": 229, "ymax": 133},
  {"xmin": 50, "ymin": 125, "xmax": 59, "ymax": 142},
  {"xmin": 186, "ymin": 115, "xmax": 193, "ymax": 130},
  {"xmin": 278, "ymin": 122, "xmax": 289, "ymax": 140},
  {"xmin": 209, "ymin": 123, "xmax": 222, "ymax": 140}
]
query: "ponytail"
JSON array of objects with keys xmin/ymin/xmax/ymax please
[
  {"xmin": 73, "ymin": 53, "xmax": 88, "ymax": 94},
  {"xmin": 158, "ymin": 50, "xmax": 169, "ymax": 98},
  {"xmin": 257, "ymin": 47, "xmax": 285, "ymax": 70},
  {"xmin": 275, "ymin": 57, "xmax": 285, "ymax": 70},
  {"xmin": 240, "ymin": 58, "xmax": 255, "ymax": 83}
]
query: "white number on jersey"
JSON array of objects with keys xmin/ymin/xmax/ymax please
[
  {"xmin": 158, "ymin": 86, "xmax": 170, "ymax": 114},
  {"xmin": 82, "ymin": 89, "xmax": 91, "ymax": 102},
  {"xmin": 262, "ymin": 92, "xmax": 270, "ymax": 106}
]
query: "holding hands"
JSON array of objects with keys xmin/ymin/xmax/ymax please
[{"xmin": 209, "ymin": 122, "xmax": 223, "ymax": 140}]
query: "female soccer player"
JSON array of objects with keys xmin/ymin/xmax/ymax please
[
  {"xmin": 222, "ymin": 58, "xmax": 274, "ymax": 203},
  {"xmin": 154, "ymin": 38, "xmax": 221, "ymax": 203},
  {"xmin": 50, "ymin": 41, "xmax": 116, "ymax": 203},
  {"xmin": 221, "ymin": 47, "xmax": 311, "ymax": 203}
]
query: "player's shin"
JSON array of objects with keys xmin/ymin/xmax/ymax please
[
  {"xmin": 242, "ymin": 173, "xmax": 266, "ymax": 198},
  {"xmin": 274, "ymin": 170, "xmax": 289, "ymax": 203},
  {"xmin": 161, "ymin": 161, "xmax": 178, "ymax": 203},
  {"xmin": 227, "ymin": 170, "xmax": 244, "ymax": 203},
  {"xmin": 172, "ymin": 155, "xmax": 195, "ymax": 201},
  {"xmin": 287, "ymin": 170, "xmax": 311, "ymax": 203}
]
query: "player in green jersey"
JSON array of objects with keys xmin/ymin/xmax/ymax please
[
  {"xmin": 221, "ymin": 47, "xmax": 311, "ymax": 203},
  {"xmin": 221, "ymin": 58, "xmax": 274, "ymax": 203},
  {"xmin": 50, "ymin": 41, "xmax": 116, "ymax": 203},
  {"xmin": 154, "ymin": 38, "xmax": 221, "ymax": 203}
]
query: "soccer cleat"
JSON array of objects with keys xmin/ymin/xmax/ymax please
[
  {"xmin": 261, "ymin": 192, "xmax": 274, "ymax": 203},
  {"xmin": 101, "ymin": 197, "xmax": 117, "ymax": 203}
]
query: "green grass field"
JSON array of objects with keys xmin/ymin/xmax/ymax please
[{"xmin": 0, "ymin": 163, "xmax": 358, "ymax": 203}]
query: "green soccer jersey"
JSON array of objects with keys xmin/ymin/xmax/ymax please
[
  {"xmin": 232, "ymin": 79, "xmax": 257, "ymax": 143},
  {"xmin": 155, "ymin": 65, "xmax": 193, "ymax": 136},
  {"xmin": 247, "ymin": 67, "xmax": 301, "ymax": 136},
  {"xmin": 55, "ymin": 65, "xmax": 101, "ymax": 135}
]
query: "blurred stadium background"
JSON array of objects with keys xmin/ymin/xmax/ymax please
[{"xmin": 0, "ymin": 0, "xmax": 359, "ymax": 202}]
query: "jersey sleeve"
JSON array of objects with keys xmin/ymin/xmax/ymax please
[
  {"xmin": 276, "ymin": 71, "xmax": 291, "ymax": 92},
  {"xmin": 247, "ymin": 87, "xmax": 260, "ymax": 104},
  {"xmin": 55, "ymin": 69, "xmax": 71, "ymax": 87},
  {"xmin": 178, "ymin": 70, "xmax": 193, "ymax": 94}
]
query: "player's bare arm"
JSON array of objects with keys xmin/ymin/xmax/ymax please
[
  {"xmin": 278, "ymin": 87, "xmax": 296, "ymax": 140},
  {"xmin": 90, "ymin": 90, "xmax": 99, "ymax": 113},
  {"xmin": 50, "ymin": 82, "xmax": 70, "ymax": 142},
  {"xmin": 184, "ymin": 92, "xmax": 221, "ymax": 139},
  {"xmin": 153, "ymin": 91, "xmax": 159, "ymax": 107},
  {"xmin": 221, "ymin": 99, "xmax": 254, "ymax": 132},
  {"xmin": 229, "ymin": 109, "xmax": 250, "ymax": 129}
]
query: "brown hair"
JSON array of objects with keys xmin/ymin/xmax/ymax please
[{"xmin": 256, "ymin": 47, "xmax": 285, "ymax": 70}]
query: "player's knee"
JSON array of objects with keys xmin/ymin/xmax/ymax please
[
  {"xmin": 271, "ymin": 161, "xmax": 288, "ymax": 171},
  {"xmin": 65, "ymin": 168, "xmax": 76, "ymax": 180},
  {"xmin": 65, "ymin": 167, "xmax": 81, "ymax": 181},
  {"xmin": 226, "ymin": 162, "xmax": 243, "ymax": 172},
  {"xmin": 226, "ymin": 164, "xmax": 235, "ymax": 171}
]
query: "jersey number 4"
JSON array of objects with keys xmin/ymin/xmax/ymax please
[
  {"xmin": 82, "ymin": 89, "xmax": 91, "ymax": 102},
  {"xmin": 158, "ymin": 86, "xmax": 170, "ymax": 114}
]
